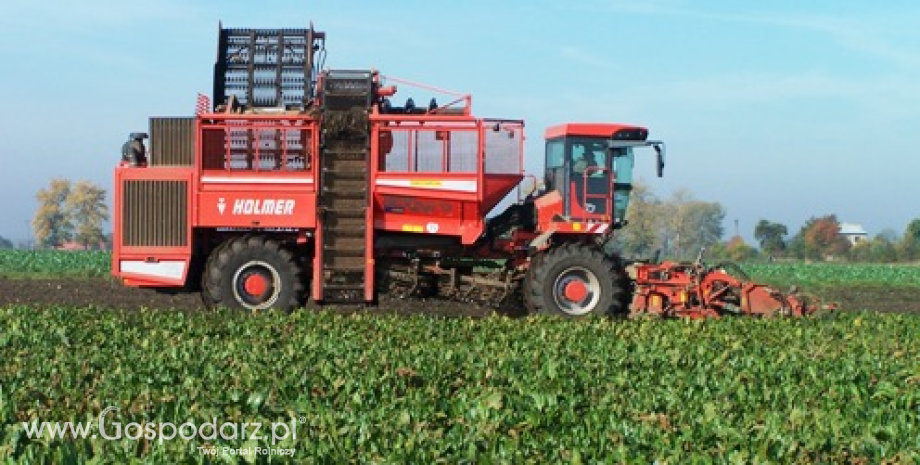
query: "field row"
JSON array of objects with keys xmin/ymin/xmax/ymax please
[
  {"xmin": 1, "ymin": 305, "xmax": 918, "ymax": 462},
  {"xmin": 3, "ymin": 250, "xmax": 920, "ymax": 287}
]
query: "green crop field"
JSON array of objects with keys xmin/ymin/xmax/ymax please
[
  {"xmin": 740, "ymin": 262, "xmax": 920, "ymax": 289},
  {"xmin": 1, "ymin": 250, "xmax": 919, "ymax": 462},
  {"xmin": 0, "ymin": 250, "xmax": 109, "ymax": 278},
  {"xmin": 1, "ymin": 306, "xmax": 918, "ymax": 463}
]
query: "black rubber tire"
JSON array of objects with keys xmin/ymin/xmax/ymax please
[
  {"xmin": 201, "ymin": 235, "xmax": 305, "ymax": 312},
  {"xmin": 522, "ymin": 254, "xmax": 542, "ymax": 314},
  {"xmin": 524, "ymin": 242, "xmax": 629, "ymax": 317},
  {"xmin": 200, "ymin": 236, "xmax": 237, "ymax": 309}
]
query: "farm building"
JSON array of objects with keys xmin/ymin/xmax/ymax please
[{"xmin": 839, "ymin": 223, "xmax": 868, "ymax": 245}]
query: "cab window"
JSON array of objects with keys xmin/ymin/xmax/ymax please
[{"xmin": 546, "ymin": 139, "xmax": 565, "ymax": 169}]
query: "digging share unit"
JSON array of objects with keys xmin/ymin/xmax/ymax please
[{"xmin": 112, "ymin": 25, "xmax": 827, "ymax": 318}]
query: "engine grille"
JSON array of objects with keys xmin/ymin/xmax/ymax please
[
  {"xmin": 122, "ymin": 180, "xmax": 188, "ymax": 247},
  {"xmin": 150, "ymin": 118, "xmax": 195, "ymax": 166}
]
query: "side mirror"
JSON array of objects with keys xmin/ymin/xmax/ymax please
[{"xmin": 653, "ymin": 144, "xmax": 665, "ymax": 178}]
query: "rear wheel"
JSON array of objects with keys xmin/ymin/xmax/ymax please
[
  {"xmin": 525, "ymin": 242, "xmax": 629, "ymax": 317},
  {"xmin": 522, "ymin": 254, "xmax": 542, "ymax": 314},
  {"xmin": 201, "ymin": 236, "xmax": 305, "ymax": 311}
]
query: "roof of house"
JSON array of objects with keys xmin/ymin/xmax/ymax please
[{"xmin": 839, "ymin": 223, "xmax": 868, "ymax": 236}]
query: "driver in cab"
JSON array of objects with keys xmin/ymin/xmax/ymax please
[{"xmin": 572, "ymin": 149, "xmax": 602, "ymax": 177}]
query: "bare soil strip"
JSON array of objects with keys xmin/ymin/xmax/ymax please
[{"xmin": 1, "ymin": 277, "xmax": 917, "ymax": 315}]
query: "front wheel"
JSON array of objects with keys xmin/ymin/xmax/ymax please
[
  {"xmin": 524, "ymin": 242, "xmax": 629, "ymax": 317},
  {"xmin": 201, "ymin": 236, "xmax": 306, "ymax": 311}
]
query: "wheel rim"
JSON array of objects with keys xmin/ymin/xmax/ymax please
[
  {"xmin": 552, "ymin": 266, "xmax": 602, "ymax": 316},
  {"xmin": 232, "ymin": 260, "xmax": 282, "ymax": 310}
]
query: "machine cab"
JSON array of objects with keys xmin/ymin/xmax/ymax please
[{"xmin": 543, "ymin": 123, "xmax": 664, "ymax": 227}]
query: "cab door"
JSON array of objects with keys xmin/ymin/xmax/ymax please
[
  {"xmin": 544, "ymin": 138, "xmax": 571, "ymax": 213},
  {"xmin": 569, "ymin": 140, "xmax": 612, "ymax": 220}
]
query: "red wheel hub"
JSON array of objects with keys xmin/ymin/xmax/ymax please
[
  {"xmin": 563, "ymin": 279, "xmax": 588, "ymax": 302},
  {"xmin": 243, "ymin": 272, "xmax": 269, "ymax": 297}
]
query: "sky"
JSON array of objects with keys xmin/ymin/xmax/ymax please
[{"xmin": 1, "ymin": 0, "xmax": 918, "ymax": 245}]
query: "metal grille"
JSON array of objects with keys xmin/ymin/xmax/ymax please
[
  {"xmin": 201, "ymin": 121, "xmax": 312, "ymax": 171},
  {"xmin": 484, "ymin": 121, "xmax": 523, "ymax": 174},
  {"xmin": 214, "ymin": 27, "xmax": 325, "ymax": 109},
  {"xmin": 122, "ymin": 180, "xmax": 188, "ymax": 247},
  {"xmin": 322, "ymin": 70, "xmax": 373, "ymax": 111},
  {"xmin": 150, "ymin": 118, "xmax": 195, "ymax": 166},
  {"xmin": 382, "ymin": 126, "xmax": 478, "ymax": 173}
]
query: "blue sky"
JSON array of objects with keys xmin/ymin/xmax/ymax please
[{"xmin": 1, "ymin": 0, "xmax": 918, "ymax": 244}]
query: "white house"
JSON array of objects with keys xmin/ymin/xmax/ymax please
[{"xmin": 839, "ymin": 223, "xmax": 868, "ymax": 246}]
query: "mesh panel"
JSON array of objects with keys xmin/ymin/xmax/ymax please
[
  {"xmin": 484, "ymin": 122, "xmax": 523, "ymax": 174},
  {"xmin": 381, "ymin": 126, "xmax": 478, "ymax": 173},
  {"xmin": 448, "ymin": 132, "xmax": 478, "ymax": 172},
  {"xmin": 122, "ymin": 180, "xmax": 187, "ymax": 247},
  {"xmin": 150, "ymin": 118, "xmax": 194, "ymax": 166},
  {"xmin": 201, "ymin": 121, "xmax": 312, "ymax": 171},
  {"xmin": 214, "ymin": 28, "xmax": 323, "ymax": 109}
]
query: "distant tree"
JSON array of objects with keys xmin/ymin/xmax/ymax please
[
  {"xmin": 32, "ymin": 178, "xmax": 73, "ymax": 248},
  {"xmin": 616, "ymin": 180, "xmax": 661, "ymax": 258},
  {"xmin": 848, "ymin": 240, "xmax": 872, "ymax": 262},
  {"xmin": 897, "ymin": 218, "xmax": 920, "ymax": 262},
  {"xmin": 789, "ymin": 214, "xmax": 850, "ymax": 260},
  {"xmin": 710, "ymin": 235, "xmax": 758, "ymax": 262},
  {"xmin": 66, "ymin": 180, "xmax": 109, "ymax": 249},
  {"xmin": 876, "ymin": 228, "xmax": 899, "ymax": 243},
  {"xmin": 0, "ymin": 236, "xmax": 13, "ymax": 249},
  {"xmin": 660, "ymin": 189, "xmax": 725, "ymax": 259},
  {"xmin": 869, "ymin": 234, "xmax": 898, "ymax": 263},
  {"xmin": 610, "ymin": 183, "xmax": 727, "ymax": 261},
  {"xmin": 847, "ymin": 232, "xmax": 898, "ymax": 263},
  {"xmin": 753, "ymin": 219, "xmax": 788, "ymax": 257}
]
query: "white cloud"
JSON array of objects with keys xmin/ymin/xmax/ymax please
[
  {"xmin": 593, "ymin": 1, "xmax": 920, "ymax": 71},
  {"xmin": 558, "ymin": 46, "xmax": 619, "ymax": 71}
]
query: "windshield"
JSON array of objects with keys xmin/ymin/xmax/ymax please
[{"xmin": 569, "ymin": 138, "xmax": 608, "ymax": 177}]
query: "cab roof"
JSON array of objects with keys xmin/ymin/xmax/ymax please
[{"xmin": 544, "ymin": 123, "xmax": 647, "ymax": 140}]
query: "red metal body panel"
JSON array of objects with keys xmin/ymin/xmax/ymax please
[
  {"xmin": 197, "ymin": 191, "xmax": 317, "ymax": 228},
  {"xmin": 112, "ymin": 166, "xmax": 194, "ymax": 287},
  {"xmin": 369, "ymin": 115, "xmax": 524, "ymax": 245},
  {"xmin": 195, "ymin": 114, "xmax": 319, "ymax": 229},
  {"xmin": 544, "ymin": 123, "xmax": 645, "ymax": 139},
  {"xmin": 113, "ymin": 113, "xmax": 321, "ymax": 289},
  {"xmin": 532, "ymin": 187, "xmax": 612, "ymax": 236}
]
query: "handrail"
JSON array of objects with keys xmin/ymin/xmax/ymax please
[{"xmin": 579, "ymin": 166, "xmax": 612, "ymax": 223}]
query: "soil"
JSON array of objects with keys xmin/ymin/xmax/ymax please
[
  {"xmin": 0, "ymin": 276, "xmax": 493, "ymax": 317},
  {"xmin": 1, "ymin": 277, "xmax": 917, "ymax": 316}
]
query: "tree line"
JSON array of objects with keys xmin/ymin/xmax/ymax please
[
  {"xmin": 612, "ymin": 181, "xmax": 920, "ymax": 263},
  {"xmin": 751, "ymin": 215, "xmax": 920, "ymax": 263}
]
